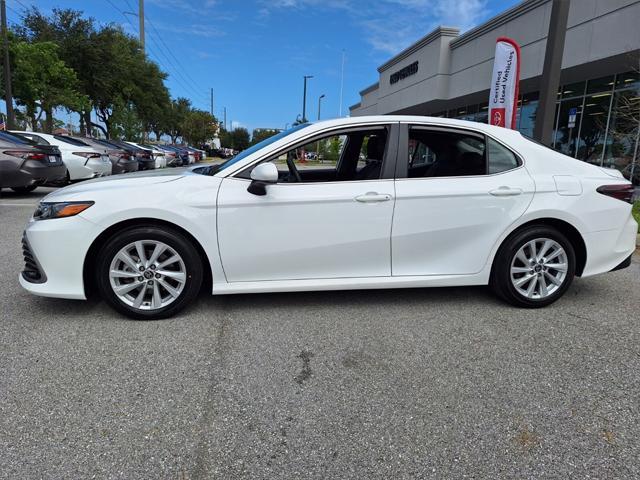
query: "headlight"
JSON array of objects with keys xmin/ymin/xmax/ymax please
[{"xmin": 33, "ymin": 201, "xmax": 94, "ymax": 220}]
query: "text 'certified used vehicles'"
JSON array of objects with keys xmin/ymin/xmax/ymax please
[
  {"xmin": 0, "ymin": 131, "xmax": 66, "ymax": 193},
  {"xmin": 19, "ymin": 117, "xmax": 637, "ymax": 319}
]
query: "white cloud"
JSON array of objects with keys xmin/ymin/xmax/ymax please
[{"xmin": 258, "ymin": 0, "xmax": 488, "ymax": 54}]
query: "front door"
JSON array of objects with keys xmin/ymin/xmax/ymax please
[{"xmin": 217, "ymin": 124, "xmax": 398, "ymax": 282}]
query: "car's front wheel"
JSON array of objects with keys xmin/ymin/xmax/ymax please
[
  {"xmin": 11, "ymin": 185, "xmax": 37, "ymax": 194},
  {"xmin": 491, "ymin": 225, "xmax": 576, "ymax": 308},
  {"xmin": 96, "ymin": 226, "xmax": 203, "ymax": 320}
]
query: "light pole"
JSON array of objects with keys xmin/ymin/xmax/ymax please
[
  {"xmin": 302, "ymin": 75, "xmax": 313, "ymax": 122},
  {"xmin": 317, "ymin": 94, "xmax": 325, "ymax": 121}
]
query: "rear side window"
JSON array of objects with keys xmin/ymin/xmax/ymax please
[
  {"xmin": 487, "ymin": 137, "xmax": 520, "ymax": 173},
  {"xmin": 0, "ymin": 131, "xmax": 36, "ymax": 145},
  {"xmin": 408, "ymin": 128, "xmax": 486, "ymax": 178},
  {"xmin": 54, "ymin": 135, "xmax": 89, "ymax": 147}
]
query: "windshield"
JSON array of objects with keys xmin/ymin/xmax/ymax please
[{"xmin": 198, "ymin": 123, "xmax": 309, "ymax": 176}]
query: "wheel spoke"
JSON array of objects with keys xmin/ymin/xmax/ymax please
[
  {"xmin": 157, "ymin": 254, "xmax": 180, "ymax": 269},
  {"xmin": 511, "ymin": 266, "xmax": 531, "ymax": 274},
  {"xmin": 527, "ymin": 240, "xmax": 538, "ymax": 261},
  {"xmin": 544, "ymin": 271, "xmax": 562, "ymax": 286},
  {"xmin": 114, "ymin": 280, "xmax": 144, "ymax": 296},
  {"xmin": 515, "ymin": 273, "xmax": 535, "ymax": 287},
  {"xmin": 516, "ymin": 249, "xmax": 530, "ymax": 266},
  {"xmin": 545, "ymin": 248, "xmax": 563, "ymax": 262},
  {"xmin": 132, "ymin": 285, "xmax": 147, "ymax": 308},
  {"xmin": 158, "ymin": 278, "xmax": 180, "ymax": 299},
  {"xmin": 117, "ymin": 251, "xmax": 139, "ymax": 271},
  {"xmin": 525, "ymin": 275, "xmax": 538, "ymax": 297},
  {"xmin": 110, "ymin": 269, "xmax": 140, "ymax": 279},
  {"xmin": 152, "ymin": 282, "xmax": 162, "ymax": 309},
  {"xmin": 539, "ymin": 240, "xmax": 553, "ymax": 259},
  {"xmin": 547, "ymin": 262, "xmax": 567, "ymax": 272},
  {"xmin": 147, "ymin": 243, "xmax": 166, "ymax": 267},
  {"xmin": 538, "ymin": 274, "xmax": 548, "ymax": 297},
  {"xmin": 135, "ymin": 241, "xmax": 147, "ymax": 265},
  {"xmin": 157, "ymin": 270, "xmax": 186, "ymax": 282}
]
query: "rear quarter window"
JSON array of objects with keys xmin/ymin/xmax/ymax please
[{"xmin": 487, "ymin": 138, "xmax": 520, "ymax": 174}]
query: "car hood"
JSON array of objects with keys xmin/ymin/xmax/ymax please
[{"xmin": 43, "ymin": 167, "xmax": 196, "ymax": 202}]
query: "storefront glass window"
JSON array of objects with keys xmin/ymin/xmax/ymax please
[
  {"xmin": 586, "ymin": 75, "xmax": 615, "ymax": 95},
  {"xmin": 603, "ymin": 87, "xmax": 640, "ymax": 169},
  {"xmin": 518, "ymin": 92, "xmax": 539, "ymax": 138},
  {"xmin": 577, "ymin": 93, "xmax": 611, "ymax": 164},
  {"xmin": 554, "ymin": 98, "xmax": 584, "ymax": 158}
]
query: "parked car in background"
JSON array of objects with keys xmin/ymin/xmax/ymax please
[
  {"xmin": 99, "ymin": 139, "xmax": 155, "ymax": 171},
  {"xmin": 68, "ymin": 136, "xmax": 138, "ymax": 174},
  {"xmin": 188, "ymin": 146, "xmax": 206, "ymax": 162},
  {"xmin": 153, "ymin": 144, "xmax": 183, "ymax": 167},
  {"xmin": 127, "ymin": 142, "xmax": 167, "ymax": 169},
  {"xmin": 10, "ymin": 131, "xmax": 111, "ymax": 182},
  {"xmin": 0, "ymin": 131, "xmax": 66, "ymax": 193},
  {"xmin": 171, "ymin": 145, "xmax": 196, "ymax": 164}
]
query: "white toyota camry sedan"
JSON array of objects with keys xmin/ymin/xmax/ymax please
[{"xmin": 19, "ymin": 116, "xmax": 637, "ymax": 319}]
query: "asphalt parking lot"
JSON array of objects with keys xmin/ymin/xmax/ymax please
[{"xmin": 1, "ymin": 187, "xmax": 639, "ymax": 479}]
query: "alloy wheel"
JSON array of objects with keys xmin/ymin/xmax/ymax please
[
  {"xmin": 108, "ymin": 240, "xmax": 187, "ymax": 310},
  {"xmin": 510, "ymin": 237, "xmax": 568, "ymax": 299}
]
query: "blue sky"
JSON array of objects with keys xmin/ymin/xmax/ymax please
[{"xmin": 8, "ymin": 0, "xmax": 519, "ymax": 133}]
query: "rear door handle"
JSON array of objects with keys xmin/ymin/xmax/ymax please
[
  {"xmin": 489, "ymin": 186, "xmax": 522, "ymax": 197},
  {"xmin": 355, "ymin": 192, "xmax": 392, "ymax": 203}
]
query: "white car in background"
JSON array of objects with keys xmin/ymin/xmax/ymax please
[
  {"xmin": 19, "ymin": 116, "xmax": 637, "ymax": 320},
  {"xmin": 11, "ymin": 131, "xmax": 112, "ymax": 181},
  {"xmin": 125, "ymin": 141, "xmax": 167, "ymax": 169}
]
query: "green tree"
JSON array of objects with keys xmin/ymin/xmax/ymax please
[
  {"xmin": 164, "ymin": 97, "xmax": 192, "ymax": 143},
  {"xmin": 9, "ymin": 40, "xmax": 87, "ymax": 133},
  {"xmin": 181, "ymin": 109, "xmax": 217, "ymax": 145},
  {"xmin": 230, "ymin": 127, "xmax": 250, "ymax": 150},
  {"xmin": 251, "ymin": 128, "xmax": 279, "ymax": 145}
]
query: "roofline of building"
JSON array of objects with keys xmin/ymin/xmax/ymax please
[
  {"xmin": 349, "ymin": 102, "xmax": 361, "ymax": 110},
  {"xmin": 377, "ymin": 26, "xmax": 460, "ymax": 73},
  {"xmin": 451, "ymin": 0, "xmax": 549, "ymax": 49},
  {"xmin": 359, "ymin": 82, "xmax": 379, "ymax": 96}
]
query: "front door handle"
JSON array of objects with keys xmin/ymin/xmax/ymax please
[
  {"xmin": 489, "ymin": 186, "xmax": 522, "ymax": 197},
  {"xmin": 355, "ymin": 192, "xmax": 392, "ymax": 203}
]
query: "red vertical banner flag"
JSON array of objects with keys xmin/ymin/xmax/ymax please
[{"xmin": 488, "ymin": 37, "xmax": 521, "ymax": 129}]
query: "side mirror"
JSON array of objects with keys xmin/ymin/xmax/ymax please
[{"xmin": 247, "ymin": 162, "xmax": 278, "ymax": 196}]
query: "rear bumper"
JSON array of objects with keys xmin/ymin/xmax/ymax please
[
  {"xmin": 138, "ymin": 159, "xmax": 156, "ymax": 170},
  {"xmin": 112, "ymin": 159, "xmax": 138, "ymax": 174},
  {"xmin": 582, "ymin": 214, "xmax": 638, "ymax": 277},
  {"xmin": 72, "ymin": 158, "xmax": 112, "ymax": 180},
  {"xmin": 0, "ymin": 160, "xmax": 67, "ymax": 188}
]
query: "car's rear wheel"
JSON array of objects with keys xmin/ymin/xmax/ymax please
[
  {"xmin": 491, "ymin": 225, "xmax": 576, "ymax": 308},
  {"xmin": 96, "ymin": 226, "xmax": 203, "ymax": 320}
]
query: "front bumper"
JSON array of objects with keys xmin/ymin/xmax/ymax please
[
  {"xmin": 1, "ymin": 159, "xmax": 67, "ymax": 189},
  {"xmin": 19, "ymin": 215, "xmax": 100, "ymax": 300}
]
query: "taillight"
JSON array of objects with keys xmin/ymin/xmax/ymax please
[
  {"xmin": 73, "ymin": 152, "xmax": 101, "ymax": 159},
  {"xmin": 4, "ymin": 150, "xmax": 46, "ymax": 161},
  {"xmin": 596, "ymin": 184, "xmax": 634, "ymax": 204}
]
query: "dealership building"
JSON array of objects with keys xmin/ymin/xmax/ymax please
[{"xmin": 350, "ymin": 0, "xmax": 640, "ymax": 172}]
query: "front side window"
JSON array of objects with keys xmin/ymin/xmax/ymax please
[
  {"xmin": 240, "ymin": 127, "xmax": 389, "ymax": 183},
  {"xmin": 408, "ymin": 128, "xmax": 486, "ymax": 178}
]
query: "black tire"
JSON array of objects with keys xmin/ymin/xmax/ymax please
[
  {"xmin": 11, "ymin": 185, "xmax": 37, "ymax": 193},
  {"xmin": 96, "ymin": 226, "xmax": 203, "ymax": 320},
  {"xmin": 490, "ymin": 225, "xmax": 576, "ymax": 308}
]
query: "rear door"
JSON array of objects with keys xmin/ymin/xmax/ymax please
[{"xmin": 391, "ymin": 124, "xmax": 535, "ymax": 276}]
